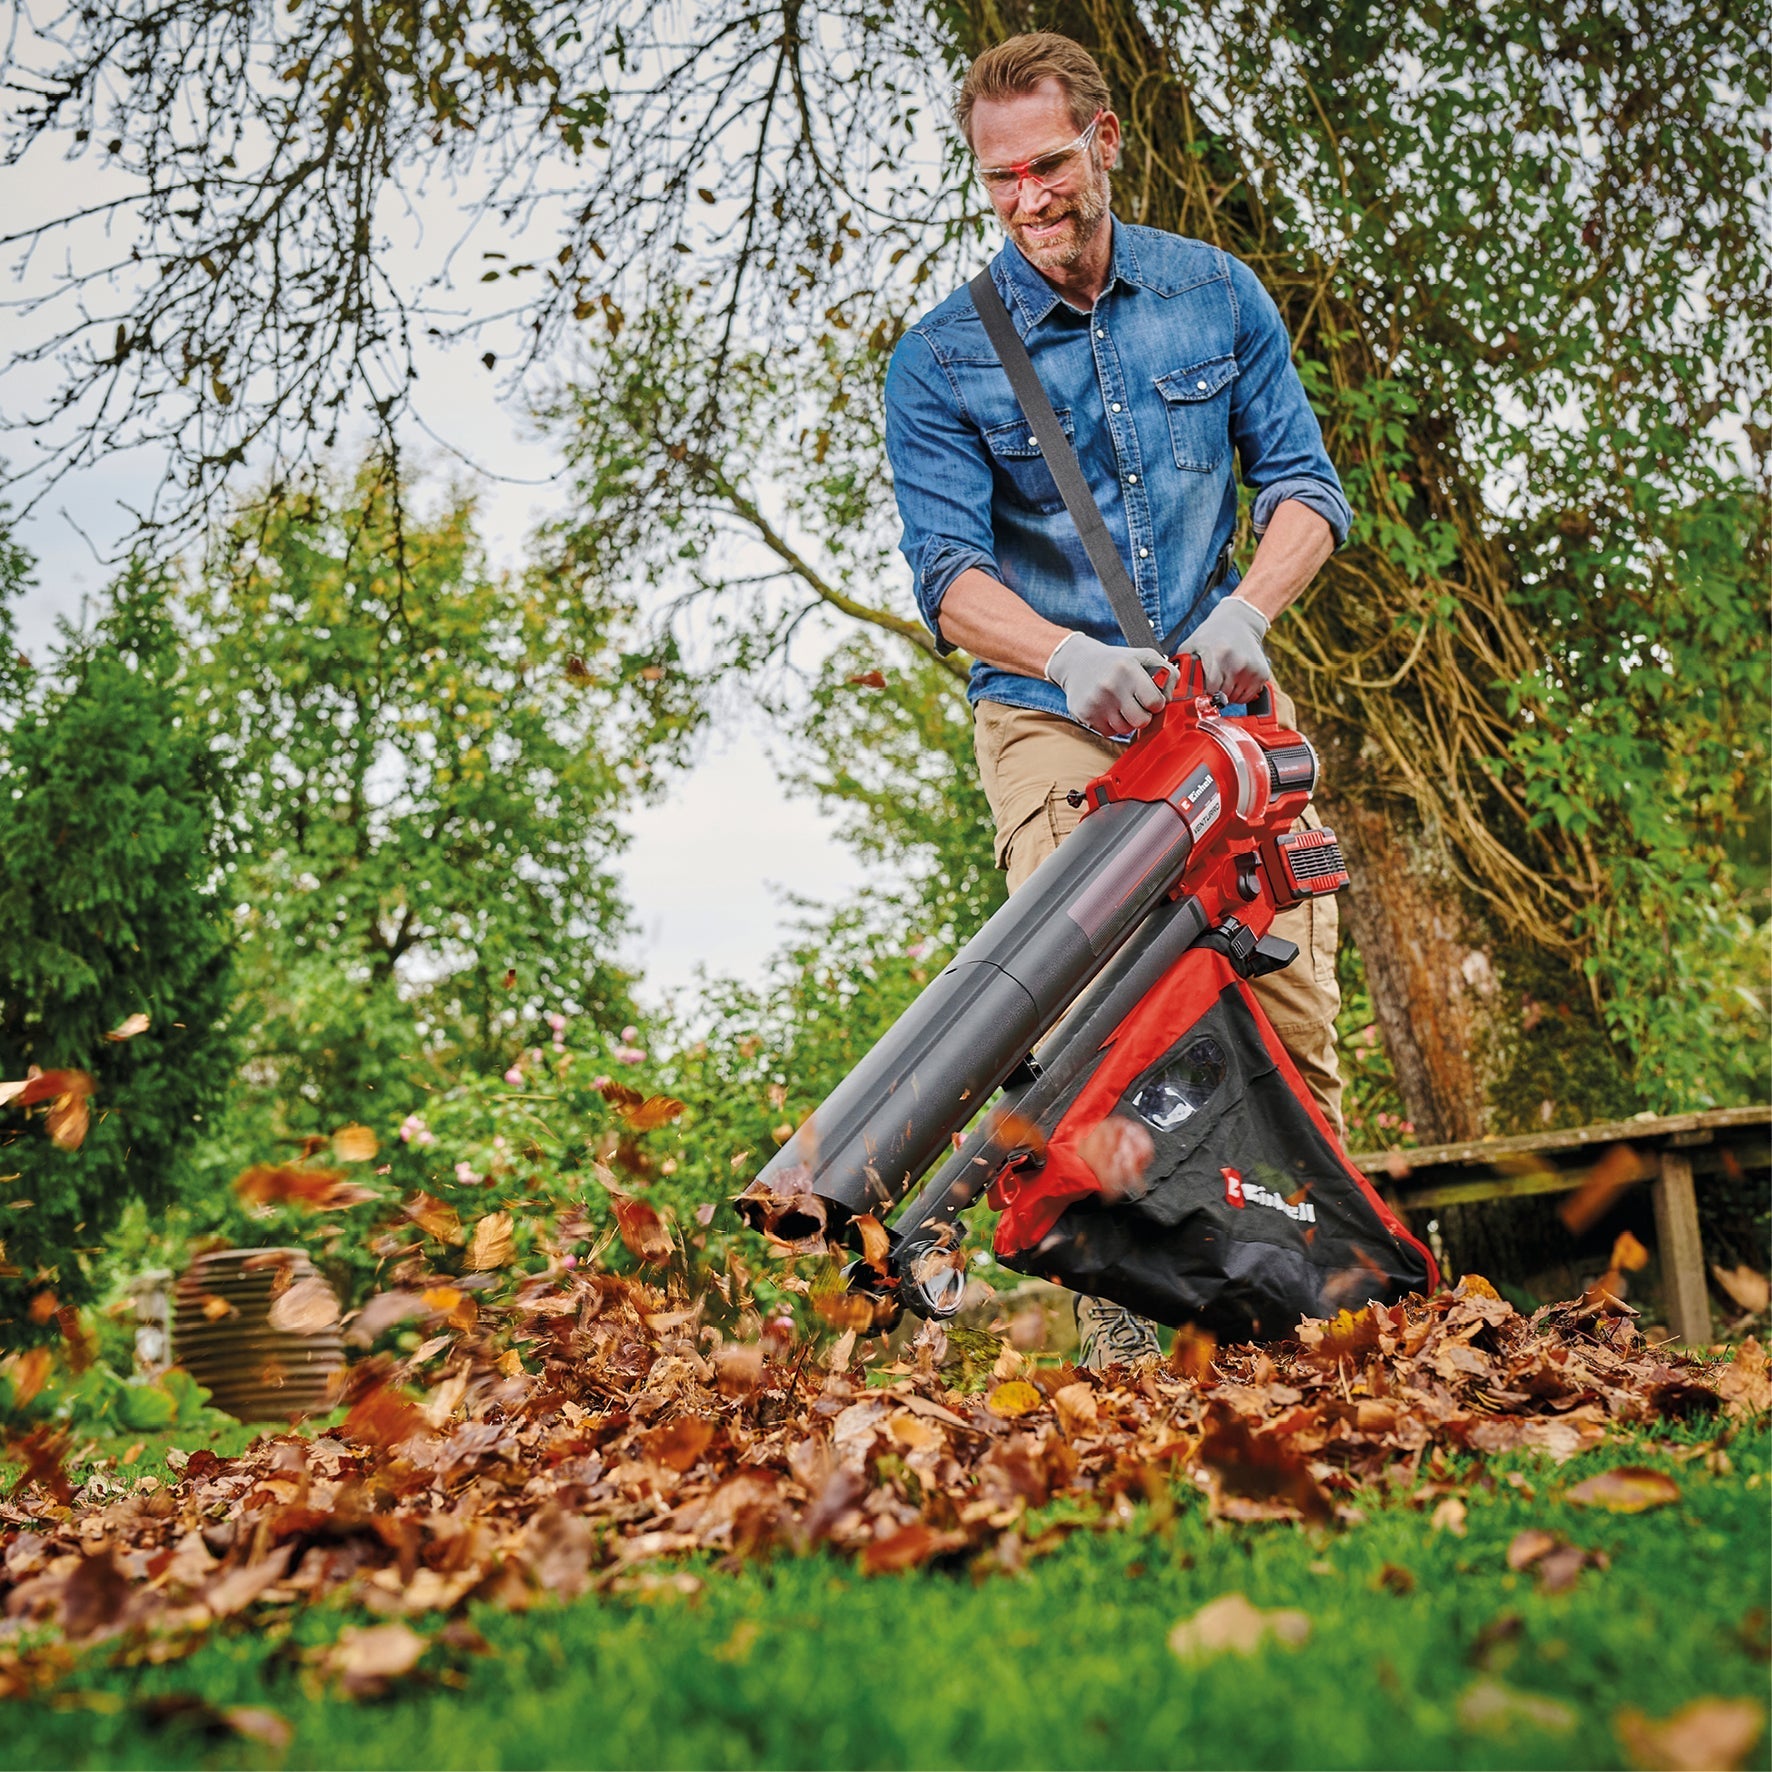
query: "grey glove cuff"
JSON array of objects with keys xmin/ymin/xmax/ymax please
[{"xmin": 1217, "ymin": 598, "xmax": 1269, "ymax": 642}]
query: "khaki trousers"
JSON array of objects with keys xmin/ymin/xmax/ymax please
[{"xmin": 973, "ymin": 694, "xmax": 1345, "ymax": 1134}]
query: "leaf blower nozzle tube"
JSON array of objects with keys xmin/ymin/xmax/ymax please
[{"xmin": 733, "ymin": 793, "xmax": 1198, "ymax": 1249}]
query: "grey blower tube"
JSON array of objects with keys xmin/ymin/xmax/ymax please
[{"xmin": 750, "ymin": 793, "xmax": 1196, "ymax": 1229}]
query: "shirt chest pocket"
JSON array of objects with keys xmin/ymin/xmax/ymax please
[
  {"xmin": 981, "ymin": 408, "xmax": 1076, "ymax": 513},
  {"xmin": 1155, "ymin": 355, "xmax": 1238, "ymax": 473}
]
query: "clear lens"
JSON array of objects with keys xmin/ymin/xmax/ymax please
[{"xmin": 1130, "ymin": 1035, "xmax": 1228, "ymax": 1132}]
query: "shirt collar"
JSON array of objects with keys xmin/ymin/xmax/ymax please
[{"xmin": 994, "ymin": 217, "xmax": 1144, "ymax": 328}]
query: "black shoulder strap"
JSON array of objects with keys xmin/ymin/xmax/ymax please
[{"xmin": 969, "ymin": 267, "xmax": 1160, "ymax": 651}]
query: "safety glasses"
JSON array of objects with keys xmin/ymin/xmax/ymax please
[{"xmin": 976, "ymin": 111, "xmax": 1105, "ymax": 196}]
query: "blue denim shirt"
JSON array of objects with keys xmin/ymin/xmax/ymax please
[{"xmin": 884, "ymin": 221, "xmax": 1351, "ymax": 717}]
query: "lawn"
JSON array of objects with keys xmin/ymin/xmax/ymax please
[{"xmin": 6, "ymin": 1423, "xmax": 1766, "ymax": 1770}]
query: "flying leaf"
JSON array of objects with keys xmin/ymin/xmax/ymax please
[
  {"xmin": 1608, "ymin": 1229, "xmax": 1650, "ymax": 1272},
  {"xmin": 619, "ymin": 1094, "xmax": 685, "ymax": 1131},
  {"xmin": 846, "ymin": 669, "xmax": 887, "ymax": 689},
  {"xmin": 611, "ymin": 1193, "xmax": 672, "ymax": 1265},
  {"xmin": 467, "ymin": 1211, "xmax": 515, "ymax": 1270},
  {"xmin": 564, "ymin": 654, "xmax": 596, "ymax": 686},
  {"xmin": 104, "ymin": 1013, "xmax": 151, "ymax": 1042},
  {"xmin": 1566, "ymin": 1466, "xmax": 1680, "ymax": 1513},
  {"xmin": 234, "ymin": 1164, "xmax": 378, "ymax": 1210},
  {"xmin": 1711, "ymin": 1264, "xmax": 1769, "ymax": 1316},
  {"xmin": 851, "ymin": 1212, "xmax": 890, "ymax": 1276},
  {"xmin": 404, "ymin": 1191, "xmax": 464, "ymax": 1245},
  {"xmin": 4, "ymin": 1071, "xmax": 97, "ymax": 1151},
  {"xmin": 266, "ymin": 1276, "xmax": 339, "ymax": 1335},
  {"xmin": 1075, "ymin": 1114, "xmax": 1154, "ymax": 1199},
  {"xmin": 331, "ymin": 1124, "xmax": 379, "ymax": 1163}
]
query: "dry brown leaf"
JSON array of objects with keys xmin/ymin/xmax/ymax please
[
  {"xmin": 331, "ymin": 1123, "xmax": 379, "ymax": 1163},
  {"xmin": 1559, "ymin": 1143, "xmax": 1645, "ymax": 1233},
  {"xmin": 223, "ymin": 1709, "xmax": 293, "ymax": 1750},
  {"xmin": 467, "ymin": 1211, "xmax": 515, "ymax": 1270},
  {"xmin": 404, "ymin": 1191, "xmax": 464, "ymax": 1245},
  {"xmin": 1712, "ymin": 1264, "xmax": 1769, "ymax": 1316},
  {"xmin": 1616, "ymin": 1698, "xmax": 1765, "ymax": 1771},
  {"xmin": 850, "ymin": 1213, "xmax": 891, "ymax": 1276},
  {"xmin": 1566, "ymin": 1466, "xmax": 1680, "ymax": 1513},
  {"xmin": 618, "ymin": 1094, "xmax": 685, "ymax": 1132},
  {"xmin": 1430, "ymin": 1496, "xmax": 1468, "ymax": 1536},
  {"xmin": 1168, "ymin": 1593, "xmax": 1310, "ymax": 1661},
  {"xmin": 643, "ymin": 1417, "xmax": 714, "ymax": 1472},
  {"xmin": 323, "ymin": 1623, "xmax": 428, "ymax": 1697},
  {"xmin": 266, "ymin": 1276, "xmax": 339, "ymax": 1335},
  {"xmin": 1075, "ymin": 1114, "xmax": 1155, "ymax": 1199},
  {"xmin": 1506, "ymin": 1529, "xmax": 1558, "ymax": 1571},
  {"xmin": 861, "ymin": 1523, "xmax": 965, "ymax": 1574},
  {"xmin": 234, "ymin": 1163, "xmax": 378, "ymax": 1211},
  {"xmin": 846, "ymin": 669, "xmax": 887, "ymax": 689},
  {"xmin": 1609, "ymin": 1229, "xmax": 1651, "ymax": 1273},
  {"xmin": 1168, "ymin": 1321, "xmax": 1218, "ymax": 1380},
  {"xmin": 1052, "ymin": 1382, "xmax": 1098, "ymax": 1435},
  {"xmin": 104, "ymin": 1012, "xmax": 150, "ymax": 1043},
  {"xmin": 1459, "ymin": 1678, "xmax": 1578, "ymax": 1737},
  {"xmin": 611, "ymin": 1194, "xmax": 673, "ymax": 1265}
]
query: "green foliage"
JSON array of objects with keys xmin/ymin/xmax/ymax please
[
  {"xmin": 183, "ymin": 462, "xmax": 686, "ymax": 1153},
  {"xmin": 0, "ymin": 567, "xmax": 234, "ymax": 1331},
  {"xmin": 3, "ymin": 1427, "xmax": 1766, "ymax": 1770}
]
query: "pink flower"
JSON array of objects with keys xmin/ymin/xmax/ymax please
[
  {"xmin": 613, "ymin": 1044, "xmax": 646, "ymax": 1065},
  {"xmin": 398, "ymin": 1113, "xmax": 427, "ymax": 1144},
  {"xmin": 590, "ymin": 1074, "xmax": 611, "ymax": 1090},
  {"xmin": 546, "ymin": 1012, "xmax": 567, "ymax": 1033},
  {"xmin": 492, "ymin": 1136, "xmax": 506, "ymax": 1150},
  {"xmin": 562, "ymin": 1253, "xmax": 578, "ymax": 1269},
  {"xmin": 504, "ymin": 1066, "xmax": 524, "ymax": 1086},
  {"xmin": 621, "ymin": 1024, "xmax": 639, "ymax": 1044},
  {"xmin": 454, "ymin": 1160, "xmax": 480, "ymax": 1184}
]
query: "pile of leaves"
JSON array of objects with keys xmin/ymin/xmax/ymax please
[{"xmin": 3, "ymin": 1227, "xmax": 1766, "ymax": 1680}]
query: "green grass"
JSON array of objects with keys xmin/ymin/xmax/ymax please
[{"xmin": 7, "ymin": 1425, "xmax": 1768, "ymax": 1769}]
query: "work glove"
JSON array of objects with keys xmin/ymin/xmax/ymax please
[
  {"xmin": 1045, "ymin": 632, "xmax": 1173, "ymax": 737},
  {"xmin": 1184, "ymin": 597, "xmax": 1271, "ymax": 704}
]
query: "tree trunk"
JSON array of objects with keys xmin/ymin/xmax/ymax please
[{"xmin": 1317, "ymin": 785, "xmax": 1491, "ymax": 1143}]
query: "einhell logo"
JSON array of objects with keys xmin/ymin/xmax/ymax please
[{"xmin": 1222, "ymin": 1166, "xmax": 1316, "ymax": 1224}]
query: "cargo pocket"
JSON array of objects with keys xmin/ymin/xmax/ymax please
[
  {"xmin": 1154, "ymin": 356, "xmax": 1237, "ymax": 473},
  {"xmin": 982, "ymin": 409, "xmax": 1076, "ymax": 512}
]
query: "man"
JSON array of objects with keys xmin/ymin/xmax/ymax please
[{"xmin": 884, "ymin": 32, "xmax": 1351, "ymax": 1370}]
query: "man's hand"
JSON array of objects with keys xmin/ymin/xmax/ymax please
[
  {"xmin": 1184, "ymin": 598, "xmax": 1271, "ymax": 703},
  {"xmin": 1045, "ymin": 632, "xmax": 1173, "ymax": 736}
]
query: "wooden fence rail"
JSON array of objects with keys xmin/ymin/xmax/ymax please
[{"xmin": 1351, "ymin": 1104, "xmax": 1770, "ymax": 1345}]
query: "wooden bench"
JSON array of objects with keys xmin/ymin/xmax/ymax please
[{"xmin": 1351, "ymin": 1104, "xmax": 1771, "ymax": 1344}]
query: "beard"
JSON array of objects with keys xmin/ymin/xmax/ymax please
[{"xmin": 1010, "ymin": 161, "xmax": 1111, "ymax": 274}]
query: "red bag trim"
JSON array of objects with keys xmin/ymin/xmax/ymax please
[{"xmin": 991, "ymin": 948, "xmax": 1439, "ymax": 1291}]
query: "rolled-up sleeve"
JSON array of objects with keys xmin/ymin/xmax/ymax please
[
  {"xmin": 884, "ymin": 331, "xmax": 1001, "ymax": 649},
  {"xmin": 1227, "ymin": 257, "xmax": 1353, "ymax": 547}
]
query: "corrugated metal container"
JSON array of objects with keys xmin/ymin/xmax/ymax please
[{"xmin": 173, "ymin": 1247, "xmax": 344, "ymax": 1420}]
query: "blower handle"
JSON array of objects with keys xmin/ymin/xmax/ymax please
[{"xmin": 1162, "ymin": 650, "xmax": 1274, "ymax": 720}]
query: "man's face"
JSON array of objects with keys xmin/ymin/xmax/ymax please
[{"xmin": 970, "ymin": 79, "xmax": 1118, "ymax": 276}]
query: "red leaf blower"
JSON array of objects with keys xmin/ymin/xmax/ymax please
[{"xmin": 735, "ymin": 658, "xmax": 1436, "ymax": 1340}]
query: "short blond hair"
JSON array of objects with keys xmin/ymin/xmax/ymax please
[{"xmin": 955, "ymin": 33, "xmax": 1112, "ymax": 147}]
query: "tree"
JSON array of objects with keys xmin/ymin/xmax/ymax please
[
  {"xmin": 182, "ymin": 459, "xmax": 686, "ymax": 1151},
  {"xmin": 7, "ymin": 0, "xmax": 1766, "ymax": 1145},
  {"xmin": 0, "ymin": 562, "xmax": 235, "ymax": 1332}
]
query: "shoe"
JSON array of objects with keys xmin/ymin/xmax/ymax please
[{"xmin": 1075, "ymin": 1295, "xmax": 1162, "ymax": 1371}]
